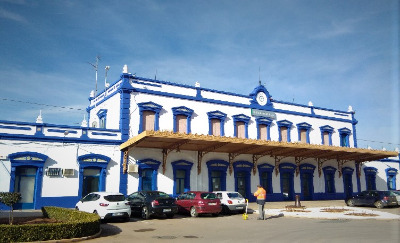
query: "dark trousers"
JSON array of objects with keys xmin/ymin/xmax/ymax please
[{"xmin": 257, "ymin": 199, "xmax": 265, "ymax": 219}]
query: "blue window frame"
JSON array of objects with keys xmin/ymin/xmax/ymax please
[
  {"xmin": 97, "ymin": 109, "xmax": 107, "ymax": 128},
  {"xmin": 233, "ymin": 161, "xmax": 252, "ymax": 200},
  {"xmin": 171, "ymin": 160, "xmax": 193, "ymax": 197},
  {"xmin": 363, "ymin": 167, "xmax": 377, "ymax": 190},
  {"xmin": 299, "ymin": 164, "xmax": 315, "ymax": 200},
  {"xmin": 279, "ymin": 163, "xmax": 296, "ymax": 201},
  {"xmin": 138, "ymin": 102, "xmax": 163, "ymax": 133},
  {"xmin": 255, "ymin": 117, "xmax": 272, "ymax": 140},
  {"xmin": 206, "ymin": 160, "xmax": 228, "ymax": 191},
  {"xmin": 323, "ymin": 166, "xmax": 337, "ymax": 193},
  {"xmin": 257, "ymin": 163, "xmax": 274, "ymax": 194},
  {"xmin": 386, "ymin": 168, "xmax": 397, "ymax": 190},
  {"xmin": 320, "ymin": 125, "xmax": 334, "ymax": 145},
  {"xmin": 338, "ymin": 128, "xmax": 351, "ymax": 147},
  {"xmin": 297, "ymin": 122, "xmax": 312, "ymax": 144},
  {"xmin": 207, "ymin": 111, "xmax": 227, "ymax": 136},
  {"xmin": 232, "ymin": 114, "xmax": 250, "ymax": 138},
  {"xmin": 342, "ymin": 167, "xmax": 354, "ymax": 199},
  {"xmin": 8, "ymin": 152, "xmax": 47, "ymax": 210},
  {"xmin": 137, "ymin": 159, "xmax": 161, "ymax": 191},
  {"xmin": 172, "ymin": 106, "xmax": 194, "ymax": 134},
  {"xmin": 78, "ymin": 154, "xmax": 110, "ymax": 198},
  {"xmin": 277, "ymin": 120, "xmax": 292, "ymax": 142}
]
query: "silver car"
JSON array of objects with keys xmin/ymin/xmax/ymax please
[{"xmin": 214, "ymin": 191, "xmax": 247, "ymax": 214}]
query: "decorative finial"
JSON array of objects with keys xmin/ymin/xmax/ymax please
[
  {"xmin": 36, "ymin": 110, "xmax": 43, "ymax": 123},
  {"xmin": 123, "ymin": 64, "xmax": 128, "ymax": 74},
  {"xmin": 308, "ymin": 101, "xmax": 313, "ymax": 106},
  {"xmin": 81, "ymin": 114, "xmax": 88, "ymax": 127},
  {"xmin": 348, "ymin": 105, "xmax": 354, "ymax": 112}
]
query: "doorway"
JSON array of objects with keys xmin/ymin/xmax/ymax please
[{"xmin": 14, "ymin": 167, "xmax": 37, "ymax": 209}]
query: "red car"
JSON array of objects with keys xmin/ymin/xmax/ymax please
[{"xmin": 176, "ymin": 191, "xmax": 222, "ymax": 217}]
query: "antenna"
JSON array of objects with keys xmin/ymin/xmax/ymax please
[
  {"xmin": 155, "ymin": 69, "xmax": 157, "ymax": 80},
  {"xmin": 88, "ymin": 55, "xmax": 100, "ymax": 97},
  {"xmin": 105, "ymin": 66, "xmax": 110, "ymax": 89},
  {"xmin": 258, "ymin": 66, "xmax": 261, "ymax": 86}
]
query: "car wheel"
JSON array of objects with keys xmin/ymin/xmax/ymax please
[
  {"xmin": 166, "ymin": 213, "xmax": 174, "ymax": 219},
  {"xmin": 141, "ymin": 206, "xmax": 150, "ymax": 219},
  {"xmin": 190, "ymin": 207, "xmax": 198, "ymax": 217},
  {"xmin": 346, "ymin": 199, "xmax": 355, "ymax": 207},
  {"xmin": 75, "ymin": 206, "xmax": 79, "ymax": 211},
  {"xmin": 374, "ymin": 201, "xmax": 384, "ymax": 209},
  {"xmin": 221, "ymin": 205, "xmax": 230, "ymax": 215}
]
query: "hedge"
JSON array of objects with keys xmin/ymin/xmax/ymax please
[{"xmin": 0, "ymin": 206, "xmax": 100, "ymax": 242}]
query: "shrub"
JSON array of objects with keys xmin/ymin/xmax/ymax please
[
  {"xmin": 0, "ymin": 192, "xmax": 22, "ymax": 225},
  {"xmin": 0, "ymin": 207, "xmax": 100, "ymax": 242}
]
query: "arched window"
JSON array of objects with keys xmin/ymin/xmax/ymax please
[
  {"xmin": 207, "ymin": 111, "xmax": 227, "ymax": 136},
  {"xmin": 386, "ymin": 168, "xmax": 397, "ymax": 190},
  {"xmin": 138, "ymin": 102, "xmax": 163, "ymax": 133},
  {"xmin": 97, "ymin": 109, "xmax": 107, "ymax": 129},
  {"xmin": 172, "ymin": 106, "xmax": 194, "ymax": 134},
  {"xmin": 232, "ymin": 114, "xmax": 250, "ymax": 138}
]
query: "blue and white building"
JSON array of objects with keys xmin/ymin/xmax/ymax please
[{"xmin": 0, "ymin": 65, "xmax": 398, "ymax": 210}]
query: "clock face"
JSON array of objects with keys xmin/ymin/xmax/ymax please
[{"xmin": 256, "ymin": 92, "xmax": 267, "ymax": 106}]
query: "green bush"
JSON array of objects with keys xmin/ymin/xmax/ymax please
[{"xmin": 0, "ymin": 207, "xmax": 100, "ymax": 242}]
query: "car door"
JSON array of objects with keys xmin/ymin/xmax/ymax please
[
  {"xmin": 80, "ymin": 193, "xmax": 96, "ymax": 213},
  {"xmin": 353, "ymin": 191, "xmax": 367, "ymax": 205},
  {"xmin": 127, "ymin": 192, "xmax": 142, "ymax": 213},
  {"xmin": 176, "ymin": 193, "xmax": 188, "ymax": 212}
]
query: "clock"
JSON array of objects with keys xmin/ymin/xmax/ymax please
[{"xmin": 256, "ymin": 92, "xmax": 267, "ymax": 106}]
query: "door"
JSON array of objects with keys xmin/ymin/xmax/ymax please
[
  {"xmin": 301, "ymin": 173, "xmax": 313, "ymax": 200},
  {"xmin": 14, "ymin": 167, "xmax": 37, "ymax": 209},
  {"xmin": 343, "ymin": 174, "xmax": 353, "ymax": 199},
  {"xmin": 175, "ymin": 169, "xmax": 185, "ymax": 195},
  {"xmin": 236, "ymin": 172, "xmax": 247, "ymax": 199},
  {"xmin": 82, "ymin": 168, "xmax": 100, "ymax": 197},
  {"xmin": 211, "ymin": 171, "xmax": 222, "ymax": 191},
  {"xmin": 142, "ymin": 169, "xmax": 153, "ymax": 191},
  {"xmin": 281, "ymin": 172, "xmax": 293, "ymax": 201}
]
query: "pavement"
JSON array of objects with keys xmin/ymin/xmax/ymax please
[{"xmin": 1, "ymin": 200, "xmax": 399, "ymax": 220}]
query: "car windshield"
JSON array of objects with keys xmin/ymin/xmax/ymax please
[
  {"xmin": 391, "ymin": 191, "xmax": 400, "ymax": 196},
  {"xmin": 201, "ymin": 193, "xmax": 217, "ymax": 199},
  {"xmin": 104, "ymin": 195, "xmax": 125, "ymax": 202},
  {"xmin": 227, "ymin": 192, "xmax": 243, "ymax": 199}
]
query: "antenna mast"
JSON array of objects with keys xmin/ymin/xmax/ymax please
[
  {"xmin": 105, "ymin": 66, "xmax": 110, "ymax": 89},
  {"xmin": 88, "ymin": 55, "xmax": 100, "ymax": 97}
]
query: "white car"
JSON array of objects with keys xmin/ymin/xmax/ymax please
[
  {"xmin": 214, "ymin": 191, "xmax": 247, "ymax": 214},
  {"xmin": 75, "ymin": 192, "xmax": 131, "ymax": 221}
]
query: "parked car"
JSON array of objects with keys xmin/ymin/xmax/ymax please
[
  {"xmin": 345, "ymin": 190, "xmax": 398, "ymax": 209},
  {"xmin": 75, "ymin": 192, "xmax": 131, "ymax": 221},
  {"xmin": 214, "ymin": 191, "xmax": 246, "ymax": 214},
  {"xmin": 390, "ymin": 190, "xmax": 400, "ymax": 204},
  {"xmin": 175, "ymin": 191, "xmax": 222, "ymax": 217},
  {"xmin": 126, "ymin": 191, "xmax": 178, "ymax": 219}
]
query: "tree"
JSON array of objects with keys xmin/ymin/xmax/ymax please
[{"xmin": 0, "ymin": 192, "xmax": 22, "ymax": 225}]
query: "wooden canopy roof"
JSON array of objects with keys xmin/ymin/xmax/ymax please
[{"xmin": 120, "ymin": 131, "xmax": 397, "ymax": 163}]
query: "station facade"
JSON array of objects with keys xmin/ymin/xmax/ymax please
[{"xmin": 0, "ymin": 65, "xmax": 398, "ymax": 209}]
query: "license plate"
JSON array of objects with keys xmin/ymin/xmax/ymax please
[
  {"xmin": 209, "ymin": 203, "xmax": 216, "ymax": 205},
  {"xmin": 163, "ymin": 209, "xmax": 172, "ymax": 212},
  {"xmin": 113, "ymin": 212, "xmax": 123, "ymax": 216},
  {"xmin": 236, "ymin": 206, "xmax": 243, "ymax": 210}
]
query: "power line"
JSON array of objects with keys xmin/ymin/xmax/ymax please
[
  {"xmin": 0, "ymin": 98, "xmax": 85, "ymax": 111},
  {"xmin": 357, "ymin": 138, "xmax": 400, "ymax": 146}
]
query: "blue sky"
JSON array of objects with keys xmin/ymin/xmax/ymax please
[{"xmin": 0, "ymin": 0, "xmax": 399, "ymax": 151}]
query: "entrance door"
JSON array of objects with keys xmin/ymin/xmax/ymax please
[
  {"xmin": 301, "ymin": 173, "xmax": 313, "ymax": 200},
  {"xmin": 343, "ymin": 174, "xmax": 353, "ymax": 199},
  {"xmin": 142, "ymin": 169, "xmax": 153, "ymax": 191},
  {"xmin": 82, "ymin": 168, "xmax": 100, "ymax": 197},
  {"xmin": 281, "ymin": 172, "xmax": 293, "ymax": 201},
  {"xmin": 236, "ymin": 172, "xmax": 247, "ymax": 198},
  {"xmin": 211, "ymin": 171, "xmax": 222, "ymax": 191},
  {"xmin": 14, "ymin": 167, "xmax": 37, "ymax": 209}
]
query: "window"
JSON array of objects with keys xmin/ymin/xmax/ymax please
[
  {"xmin": 320, "ymin": 125, "xmax": 334, "ymax": 145},
  {"xmin": 232, "ymin": 114, "xmax": 250, "ymax": 138},
  {"xmin": 277, "ymin": 120, "xmax": 292, "ymax": 142},
  {"xmin": 207, "ymin": 111, "xmax": 227, "ymax": 136},
  {"xmin": 137, "ymin": 159, "xmax": 161, "ymax": 191},
  {"xmin": 338, "ymin": 128, "xmax": 351, "ymax": 147},
  {"xmin": 386, "ymin": 168, "xmax": 397, "ymax": 190},
  {"xmin": 96, "ymin": 109, "xmax": 107, "ymax": 129},
  {"xmin": 297, "ymin": 122, "xmax": 312, "ymax": 144},
  {"xmin": 233, "ymin": 161, "xmax": 252, "ymax": 200},
  {"xmin": 172, "ymin": 106, "xmax": 194, "ymax": 134},
  {"xmin": 172, "ymin": 160, "xmax": 193, "ymax": 197},
  {"xmin": 138, "ymin": 102, "xmax": 162, "ymax": 133},
  {"xmin": 207, "ymin": 160, "xmax": 229, "ymax": 192},
  {"xmin": 256, "ymin": 117, "xmax": 272, "ymax": 140},
  {"xmin": 323, "ymin": 166, "xmax": 336, "ymax": 194}
]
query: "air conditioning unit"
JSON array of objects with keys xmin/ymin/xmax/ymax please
[
  {"xmin": 63, "ymin": 169, "xmax": 75, "ymax": 177},
  {"xmin": 46, "ymin": 168, "xmax": 61, "ymax": 176},
  {"xmin": 127, "ymin": 164, "xmax": 138, "ymax": 173}
]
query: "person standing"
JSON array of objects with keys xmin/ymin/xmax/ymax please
[{"xmin": 254, "ymin": 184, "xmax": 266, "ymax": 220}]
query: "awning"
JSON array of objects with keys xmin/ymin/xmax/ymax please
[{"xmin": 120, "ymin": 130, "xmax": 398, "ymax": 176}]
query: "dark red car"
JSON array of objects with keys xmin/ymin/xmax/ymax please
[{"xmin": 175, "ymin": 191, "xmax": 222, "ymax": 217}]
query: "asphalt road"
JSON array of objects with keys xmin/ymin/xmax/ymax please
[{"xmin": 88, "ymin": 212, "xmax": 400, "ymax": 243}]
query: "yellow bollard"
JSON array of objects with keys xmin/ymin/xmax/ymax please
[{"xmin": 242, "ymin": 199, "xmax": 249, "ymax": 220}]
